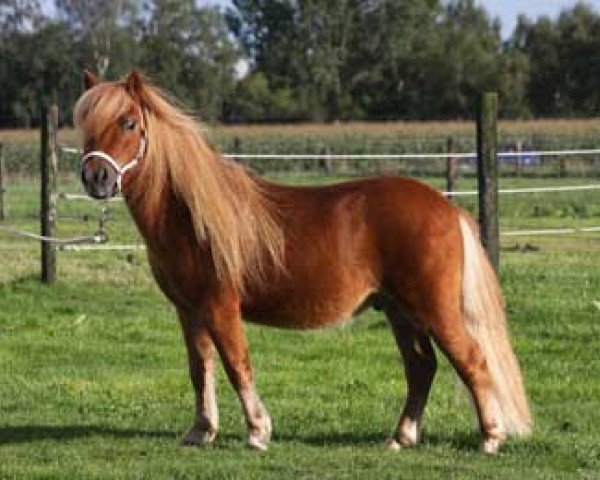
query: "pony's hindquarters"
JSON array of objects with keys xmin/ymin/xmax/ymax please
[{"xmin": 459, "ymin": 215, "xmax": 532, "ymax": 437}]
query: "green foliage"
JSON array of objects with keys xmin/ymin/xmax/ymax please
[
  {"xmin": 230, "ymin": 72, "xmax": 306, "ymax": 122},
  {"xmin": 1, "ymin": 0, "xmax": 600, "ymax": 124},
  {"xmin": 0, "ymin": 21, "xmax": 80, "ymax": 127},
  {"xmin": 512, "ymin": 3, "xmax": 600, "ymax": 117},
  {"xmin": 0, "ymin": 0, "xmax": 239, "ymax": 127},
  {"xmin": 138, "ymin": 1, "xmax": 238, "ymax": 123},
  {"xmin": 229, "ymin": 0, "xmax": 518, "ymax": 121}
]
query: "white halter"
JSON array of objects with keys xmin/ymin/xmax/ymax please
[{"xmin": 80, "ymin": 131, "xmax": 147, "ymax": 191}]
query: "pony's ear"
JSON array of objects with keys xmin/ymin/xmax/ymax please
[
  {"xmin": 125, "ymin": 69, "xmax": 145, "ymax": 95},
  {"xmin": 83, "ymin": 69, "xmax": 99, "ymax": 90}
]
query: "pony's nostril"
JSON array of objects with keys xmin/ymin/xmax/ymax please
[{"xmin": 92, "ymin": 166, "xmax": 108, "ymax": 184}]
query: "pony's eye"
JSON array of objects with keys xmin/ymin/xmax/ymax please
[{"xmin": 123, "ymin": 118, "xmax": 136, "ymax": 131}]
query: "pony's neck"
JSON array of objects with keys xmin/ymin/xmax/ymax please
[
  {"xmin": 122, "ymin": 169, "xmax": 177, "ymax": 247},
  {"xmin": 122, "ymin": 118, "xmax": 285, "ymax": 291}
]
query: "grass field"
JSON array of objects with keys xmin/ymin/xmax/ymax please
[
  {"xmin": 1, "ymin": 144, "xmax": 600, "ymax": 478},
  {"xmin": 4, "ymin": 118, "xmax": 600, "ymax": 143},
  {"xmin": 2, "ymin": 121, "xmax": 600, "ymax": 175}
]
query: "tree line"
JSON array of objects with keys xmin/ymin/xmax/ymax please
[{"xmin": 1, "ymin": 0, "xmax": 599, "ymax": 126}]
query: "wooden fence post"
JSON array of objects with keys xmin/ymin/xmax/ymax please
[
  {"xmin": 0, "ymin": 142, "xmax": 5, "ymax": 221},
  {"xmin": 40, "ymin": 103, "xmax": 58, "ymax": 284},
  {"xmin": 559, "ymin": 156, "xmax": 567, "ymax": 177},
  {"xmin": 322, "ymin": 146, "xmax": 333, "ymax": 175},
  {"xmin": 477, "ymin": 92, "xmax": 500, "ymax": 272},
  {"xmin": 233, "ymin": 136, "xmax": 243, "ymax": 165},
  {"xmin": 515, "ymin": 139, "xmax": 522, "ymax": 177},
  {"xmin": 445, "ymin": 136, "xmax": 457, "ymax": 198}
]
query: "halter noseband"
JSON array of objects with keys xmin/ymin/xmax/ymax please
[{"xmin": 80, "ymin": 130, "xmax": 147, "ymax": 192}]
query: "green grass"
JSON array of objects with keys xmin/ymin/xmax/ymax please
[{"xmin": 1, "ymin": 173, "xmax": 600, "ymax": 479}]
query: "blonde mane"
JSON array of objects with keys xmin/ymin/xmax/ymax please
[{"xmin": 74, "ymin": 79, "xmax": 284, "ymax": 292}]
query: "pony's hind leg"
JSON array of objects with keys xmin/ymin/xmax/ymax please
[
  {"xmin": 384, "ymin": 304, "xmax": 437, "ymax": 449},
  {"xmin": 178, "ymin": 310, "xmax": 219, "ymax": 446},
  {"xmin": 428, "ymin": 307, "xmax": 506, "ymax": 454}
]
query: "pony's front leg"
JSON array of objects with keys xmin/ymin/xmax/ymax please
[
  {"xmin": 205, "ymin": 296, "xmax": 272, "ymax": 451},
  {"xmin": 178, "ymin": 310, "xmax": 219, "ymax": 446}
]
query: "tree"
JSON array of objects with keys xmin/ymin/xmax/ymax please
[
  {"xmin": 228, "ymin": 71, "xmax": 304, "ymax": 122},
  {"xmin": 0, "ymin": 21, "xmax": 79, "ymax": 127},
  {"xmin": 512, "ymin": 15, "xmax": 561, "ymax": 116},
  {"xmin": 556, "ymin": 3, "xmax": 600, "ymax": 114},
  {"xmin": 510, "ymin": 3, "xmax": 600, "ymax": 117},
  {"xmin": 346, "ymin": 0, "xmax": 443, "ymax": 119},
  {"xmin": 230, "ymin": 0, "xmax": 367, "ymax": 121},
  {"xmin": 0, "ymin": 0, "xmax": 42, "ymax": 32},
  {"xmin": 230, "ymin": 0, "xmax": 509, "ymax": 120},
  {"xmin": 139, "ymin": 1, "xmax": 239, "ymax": 122},
  {"xmin": 55, "ymin": 0, "xmax": 141, "ymax": 77},
  {"xmin": 497, "ymin": 49, "xmax": 531, "ymax": 119}
]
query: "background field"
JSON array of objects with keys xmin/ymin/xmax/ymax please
[
  {"xmin": 1, "ymin": 124, "xmax": 599, "ymax": 479},
  {"xmin": 3, "ymin": 120, "xmax": 600, "ymax": 175}
]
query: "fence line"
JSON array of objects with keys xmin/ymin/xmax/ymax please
[
  {"xmin": 446, "ymin": 183, "xmax": 600, "ymax": 197},
  {"xmin": 54, "ymin": 224, "xmax": 600, "ymax": 253},
  {"xmin": 58, "ymin": 182, "xmax": 600, "ymax": 202},
  {"xmin": 59, "ymin": 192, "xmax": 122, "ymax": 202},
  {"xmin": 60, "ymin": 243, "xmax": 146, "ymax": 252},
  {"xmin": 0, "ymin": 224, "xmax": 105, "ymax": 245},
  {"xmin": 501, "ymin": 226, "xmax": 600, "ymax": 236},
  {"xmin": 60, "ymin": 146, "xmax": 600, "ymax": 160},
  {"xmin": 5, "ymin": 100, "xmax": 598, "ymax": 281}
]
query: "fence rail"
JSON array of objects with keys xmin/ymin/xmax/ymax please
[
  {"xmin": 57, "ymin": 224, "xmax": 600, "ymax": 253},
  {"xmin": 60, "ymin": 146, "xmax": 600, "ymax": 160}
]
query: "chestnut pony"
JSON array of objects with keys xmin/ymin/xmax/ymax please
[{"xmin": 76, "ymin": 70, "xmax": 531, "ymax": 454}]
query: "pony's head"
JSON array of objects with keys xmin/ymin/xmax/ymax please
[
  {"xmin": 75, "ymin": 70, "xmax": 147, "ymax": 199},
  {"xmin": 74, "ymin": 69, "xmax": 285, "ymax": 291}
]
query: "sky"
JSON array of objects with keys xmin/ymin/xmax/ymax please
[
  {"xmin": 41, "ymin": 0, "xmax": 600, "ymax": 39},
  {"xmin": 199, "ymin": 1, "xmax": 600, "ymax": 39},
  {"xmin": 480, "ymin": 0, "xmax": 600, "ymax": 38}
]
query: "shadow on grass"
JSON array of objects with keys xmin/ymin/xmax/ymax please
[
  {"xmin": 272, "ymin": 430, "xmax": 481, "ymax": 451},
  {"xmin": 0, "ymin": 273, "xmax": 40, "ymax": 289},
  {"xmin": 0, "ymin": 424, "xmax": 177, "ymax": 445},
  {"xmin": 1, "ymin": 425, "xmax": 537, "ymax": 454}
]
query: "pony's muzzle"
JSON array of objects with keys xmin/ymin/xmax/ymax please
[{"xmin": 81, "ymin": 157, "xmax": 119, "ymax": 200}]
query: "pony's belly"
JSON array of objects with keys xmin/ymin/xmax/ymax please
[{"xmin": 243, "ymin": 287, "xmax": 377, "ymax": 329}]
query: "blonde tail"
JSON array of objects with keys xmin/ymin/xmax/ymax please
[{"xmin": 459, "ymin": 215, "xmax": 532, "ymax": 436}]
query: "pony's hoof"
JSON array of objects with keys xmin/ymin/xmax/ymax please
[
  {"xmin": 247, "ymin": 414, "xmax": 271, "ymax": 452},
  {"xmin": 480, "ymin": 437, "xmax": 502, "ymax": 454},
  {"xmin": 384, "ymin": 438, "xmax": 403, "ymax": 451},
  {"xmin": 247, "ymin": 435, "xmax": 268, "ymax": 451},
  {"xmin": 181, "ymin": 427, "xmax": 217, "ymax": 446},
  {"xmin": 384, "ymin": 428, "xmax": 419, "ymax": 451}
]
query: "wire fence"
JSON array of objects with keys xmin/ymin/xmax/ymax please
[{"xmin": 1, "ymin": 137, "xmax": 599, "ymax": 262}]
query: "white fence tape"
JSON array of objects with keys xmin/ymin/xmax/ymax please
[
  {"xmin": 59, "ymin": 192, "xmax": 122, "ymax": 202},
  {"xmin": 228, "ymin": 149, "xmax": 600, "ymax": 160},
  {"xmin": 445, "ymin": 183, "xmax": 600, "ymax": 197},
  {"xmin": 498, "ymin": 149, "xmax": 600, "ymax": 158},
  {"xmin": 59, "ymin": 225, "xmax": 600, "ymax": 253},
  {"xmin": 61, "ymin": 147, "xmax": 80, "ymax": 154},
  {"xmin": 501, "ymin": 226, "xmax": 600, "ymax": 236},
  {"xmin": 59, "ymin": 183, "xmax": 600, "ymax": 202},
  {"xmin": 60, "ymin": 244, "xmax": 146, "ymax": 252},
  {"xmin": 57, "ymin": 145, "xmax": 599, "ymax": 245},
  {"xmin": 60, "ymin": 146, "xmax": 600, "ymax": 160}
]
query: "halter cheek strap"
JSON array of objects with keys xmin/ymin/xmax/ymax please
[{"xmin": 80, "ymin": 131, "xmax": 147, "ymax": 191}]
